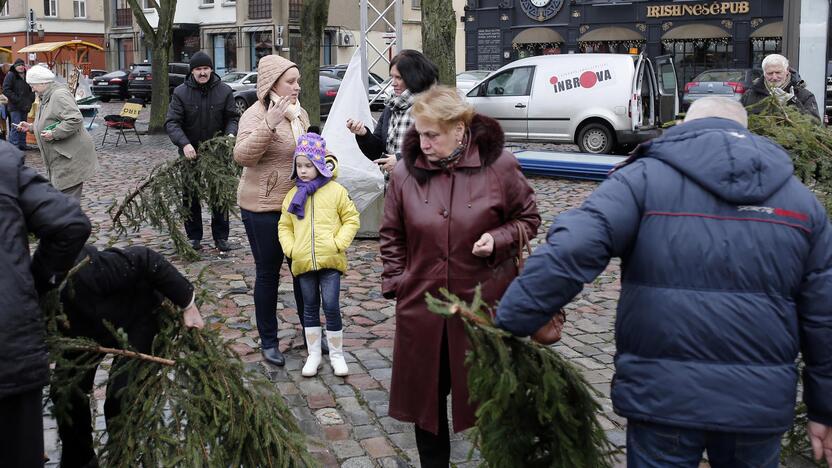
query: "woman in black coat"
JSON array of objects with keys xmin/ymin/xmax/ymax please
[{"xmin": 345, "ymin": 50, "xmax": 439, "ymax": 174}]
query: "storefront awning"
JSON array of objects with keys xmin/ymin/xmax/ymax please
[
  {"xmin": 578, "ymin": 27, "xmax": 644, "ymax": 43},
  {"xmin": 662, "ymin": 24, "xmax": 729, "ymax": 40},
  {"xmin": 0, "ymin": 47, "xmax": 12, "ymax": 54},
  {"xmin": 512, "ymin": 27, "xmax": 564, "ymax": 45},
  {"xmin": 19, "ymin": 40, "xmax": 104, "ymax": 53},
  {"xmin": 750, "ymin": 21, "xmax": 783, "ymax": 38}
]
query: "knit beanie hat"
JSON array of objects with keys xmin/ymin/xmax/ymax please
[
  {"xmin": 291, "ymin": 133, "xmax": 332, "ymax": 179},
  {"xmin": 189, "ymin": 51, "xmax": 213, "ymax": 72},
  {"xmin": 13, "ymin": 58, "xmax": 24, "ymax": 67},
  {"xmin": 26, "ymin": 65, "xmax": 56, "ymax": 84}
]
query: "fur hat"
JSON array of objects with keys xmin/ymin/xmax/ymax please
[
  {"xmin": 25, "ymin": 65, "xmax": 55, "ymax": 84},
  {"xmin": 189, "ymin": 51, "xmax": 213, "ymax": 72},
  {"xmin": 291, "ymin": 133, "xmax": 332, "ymax": 179}
]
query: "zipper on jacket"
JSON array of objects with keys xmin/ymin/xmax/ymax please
[{"xmin": 310, "ymin": 193, "xmax": 318, "ymax": 270}]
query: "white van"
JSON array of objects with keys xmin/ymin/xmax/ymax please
[{"xmin": 465, "ymin": 54, "xmax": 679, "ymax": 154}]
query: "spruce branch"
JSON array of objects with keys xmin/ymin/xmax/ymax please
[{"xmin": 427, "ymin": 287, "xmax": 615, "ymax": 468}]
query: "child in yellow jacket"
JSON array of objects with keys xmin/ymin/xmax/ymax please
[{"xmin": 278, "ymin": 133, "xmax": 360, "ymax": 377}]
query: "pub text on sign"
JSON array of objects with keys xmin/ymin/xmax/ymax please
[{"xmin": 646, "ymin": 1, "xmax": 750, "ymax": 18}]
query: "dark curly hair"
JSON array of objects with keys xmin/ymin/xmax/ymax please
[{"xmin": 390, "ymin": 50, "xmax": 439, "ymax": 94}]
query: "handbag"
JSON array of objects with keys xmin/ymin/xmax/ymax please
[{"xmin": 514, "ymin": 222, "xmax": 566, "ymax": 345}]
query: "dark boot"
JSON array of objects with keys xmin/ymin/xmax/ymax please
[{"xmin": 262, "ymin": 347, "xmax": 285, "ymax": 367}]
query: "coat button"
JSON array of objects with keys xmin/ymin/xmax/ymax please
[{"xmin": 442, "ymin": 209, "xmax": 449, "ymax": 218}]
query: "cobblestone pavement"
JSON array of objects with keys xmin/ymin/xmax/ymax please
[{"xmin": 25, "ymin": 101, "xmax": 710, "ymax": 467}]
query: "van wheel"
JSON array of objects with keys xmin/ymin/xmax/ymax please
[{"xmin": 578, "ymin": 123, "xmax": 614, "ymax": 154}]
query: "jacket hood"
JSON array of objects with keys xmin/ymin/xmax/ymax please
[
  {"xmin": 401, "ymin": 113, "xmax": 505, "ymax": 183},
  {"xmin": 638, "ymin": 117, "xmax": 793, "ymax": 204},
  {"xmin": 256, "ymin": 55, "xmax": 297, "ymax": 102},
  {"xmin": 185, "ymin": 72, "xmax": 220, "ymax": 90}
]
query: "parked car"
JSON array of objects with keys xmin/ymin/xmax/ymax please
[
  {"xmin": 91, "ymin": 70, "xmax": 130, "ymax": 102},
  {"xmin": 221, "ymin": 71, "xmax": 258, "ymax": 92},
  {"xmin": 320, "ymin": 64, "xmax": 390, "ymax": 110},
  {"xmin": 681, "ymin": 68, "xmax": 762, "ymax": 111},
  {"xmin": 465, "ymin": 53, "xmax": 678, "ymax": 154},
  {"xmin": 128, "ymin": 62, "xmax": 190, "ymax": 102},
  {"xmin": 456, "ymin": 70, "xmax": 491, "ymax": 94},
  {"xmin": 233, "ymin": 74, "xmax": 342, "ymax": 118}
]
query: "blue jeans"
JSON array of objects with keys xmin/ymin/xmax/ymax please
[
  {"xmin": 9, "ymin": 110, "xmax": 27, "ymax": 149},
  {"xmin": 241, "ymin": 209, "xmax": 304, "ymax": 349},
  {"xmin": 627, "ymin": 420, "xmax": 783, "ymax": 468},
  {"xmin": 297, "ymin": 268, "xmax": 343, "ymax": 331}
]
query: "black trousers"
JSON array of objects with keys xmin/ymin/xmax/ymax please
[
  {"xmin": 0, "ymin": 387, "xmax": 44, "ymax": 468},
  {"xmin": 414, "ymin": 326, "xmax": 452, "ymax": 468},
  {"xmin": 183, "ymin": 188, "xmax": 229, "ymax": 243},
  {"xmin": 54, "ymin": 318, "xmax": 158, "ymax": 468}
]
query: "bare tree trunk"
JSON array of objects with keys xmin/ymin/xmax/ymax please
[
  {"xmin": 421, "ymin": 0, "xmax": 457, "ymax": 86},
  {"xmin": 127, "ymin": 0, "xmax": 177, "ymax": 134},
  {"xmin": 299, "ymin": 0, "xmax": 330, "ymax": 128}
]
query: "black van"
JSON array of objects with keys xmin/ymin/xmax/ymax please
[{"xmin": 128, "ymin": 62, "xmax": 190, "ymax": 102}]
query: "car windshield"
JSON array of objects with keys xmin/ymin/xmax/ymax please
[
  {"xmin": 693, "ymin": 70, "xmax": 745, "ymax": 82},
  {"xmin": 457, "ymin": 71, "xmax": 489, "ymax": 81},
  {"xmin": 221, "ymin": 73, "xmax": 247, "ymax": 82}
]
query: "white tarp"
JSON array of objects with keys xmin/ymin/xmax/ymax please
[{"xmin": 322, "ymin": 49, "xmax": 385, "ymax": 213}]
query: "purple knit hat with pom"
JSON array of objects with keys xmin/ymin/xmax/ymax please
[{"xmin": 291, "ymin": 132, "xmax": 331, "ymax": 179}]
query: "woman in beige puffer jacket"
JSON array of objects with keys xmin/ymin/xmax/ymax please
[{"xmin": 233, "ymin": 54, "xmax": 313, "ymax": 367}]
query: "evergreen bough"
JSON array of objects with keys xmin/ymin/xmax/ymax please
[
  {"xmin": 426, "ymin": 288, "xmax": 614, "ymax": 468},
  {"xmin": 42, "ymin": 264, "xmax": 316, "ymax": 467},
  {"xmin": 108, "ymin": 135, "xmax": 241, "ymax": 261},
  {"xmin": 746, "ymin": 96, "xmax": 832, "ymax": 211}
]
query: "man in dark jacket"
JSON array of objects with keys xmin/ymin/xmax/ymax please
[
  {"xmin": 165, "ymin": 51, "xmax": 239, "ymax": 252},
  {"xmin": 54, "ymin": 244, "xmax": 204, "ymax": 468},
  {"xmin": 0, "ymin": 141, "xmax": 91, "ymax": 468},
  {"xmin": 495, "ymin": 97, "xmax": 832, "ymax": 467},
  {"xmin": 741, "ymin": 53, "xmax": 820, "ymax": 120},
  {"xmin": 3, "ymin": 59, "xmax": 36, "ymax": 151}
]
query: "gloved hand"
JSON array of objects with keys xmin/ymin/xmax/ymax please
[{"xmin": 770, "ymin": 86, "xmax": 795, "ymax": 105}]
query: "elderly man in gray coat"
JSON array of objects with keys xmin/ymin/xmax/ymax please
[{"xmin": 16, "ymin": 65, "xmax": 99, "ymax": 200}]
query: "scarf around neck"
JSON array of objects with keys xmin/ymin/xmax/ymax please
[
  {"xmin": 270, "ymin": 92, "xmax": 305, "ymax": 142},
  {"xmin": 385, "ymin": 89, "xmax": 416, "ymax": 156},
  {"xmin": 287, "ymin": 176, "xmax": 331, "ymax": 219}
]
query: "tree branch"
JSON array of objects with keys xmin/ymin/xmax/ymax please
[
  {"xmin": 68, "ymin": 344, "xmax": 176, "ymax": 366},
  {"xmin": 125, "ymin": 0, "xmax": 157, "ymax": 43}
]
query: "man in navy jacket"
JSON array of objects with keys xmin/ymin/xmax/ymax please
[{"xmin": 496, "ymin": 97, "xmax": 832, "ymax": 467}]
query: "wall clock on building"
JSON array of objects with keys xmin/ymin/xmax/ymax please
[{"xmin": 521, "ymin": 0, "xmax": 564, "ymax": 22}]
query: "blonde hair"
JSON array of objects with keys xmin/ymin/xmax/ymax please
[{"xmin": 411, "ymin": 85, "xmax": 475, "ymax": 130}]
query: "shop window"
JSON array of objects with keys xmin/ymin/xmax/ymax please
[
  {"xmin": 580, "ymin": 42, "xmax": 643, "ymax": 54},
  {"xmin": 751, "ymin": 39, "xmax": 782, "ymax": 68},
  {"xmin": 251, "ymin": 32, "xmax": 273, "ymax": 70},
  {"xmin": 662, "ymin": 40, "xmax": 733, "ymax": 88},
  {"xmin": 213, "ymin": 33, "xmax": 237, "ymax": 76},
  {"xmin": 515, "ymin": 43, "xmax": 562, "ymax": 59}
]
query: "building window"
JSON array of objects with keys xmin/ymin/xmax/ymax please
[
  {"xmin": 248, "ymin": 0, "xmax": 270, "ymax": 19},
  {"xmin": 74, "ymin": 0, "xmax": 86, "ymax": 18},
  {"xmin": 412, "ymin": 0, "xmax": 421, "ymax": 8},
  {"xmin": 202, "ymin": 0, "xmax": 215, "ymax": 4},
  {"xmin": 250, "ymin": 32, "xmax": 273, "ymax": 70},
  {"xmin": 663, "ymin": 40, "xmax": 733, "ymax": 87},
  {"xmin": 289, "ymin": 0, "xmax": 303, "ymax": 23},
  {"xmin": 289, "ymin": 33, "xmax": 302, "ymax": 64},
  {"xmin": 751, "ymin": 38, "xmax": 782, "ymax": 68},
  {"xmin": 213, "ymin": 33, "xmax": 237, "ymax": 76},
  {"xmin": 44, "ymin": 0, "xmax": 58, "ymax": 17},
  {"xmin": 0, "ymin": 3, "xmax": 9, "ymax": 16}
]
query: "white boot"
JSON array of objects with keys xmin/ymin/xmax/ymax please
[
  {"xmin": 301, "ymin": 327, "xmax": 322, "ymax": 377},
  {"xmin": 327, "ymin": 329, "xmax": 349, "ymax": 377}
]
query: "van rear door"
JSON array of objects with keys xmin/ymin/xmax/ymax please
[
  {"xmin": 466, "ymin": 66, "xmax": 534, "ymax": 140},
  {"xmin": 629, "ymin": 55, "xmax": 645, "ymax": 130},
  {"xmin": 655, "ymin": 55, "xmax": 679, "ymax": 122}
]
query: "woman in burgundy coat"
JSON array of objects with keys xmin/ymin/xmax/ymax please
[{"xmin": 380, "ymin": 86, "xmax": 540, "ymax": 466}]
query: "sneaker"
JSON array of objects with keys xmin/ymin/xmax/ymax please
[
  {"xmin": 190, "ymin": 239, "xmax": 203, "ymax": 251},
  {"xmin": 215, "ymin": 239, "xmax": 241, "ymax": 252}
]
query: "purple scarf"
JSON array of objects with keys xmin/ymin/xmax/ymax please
[{"xmin": 287, "ymin": 176, "xmax": 331, "ymax": 219}]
